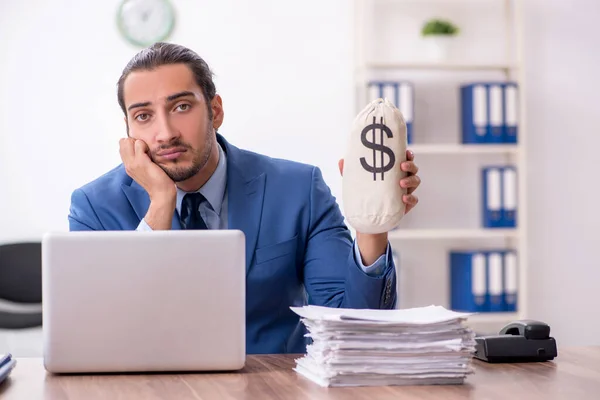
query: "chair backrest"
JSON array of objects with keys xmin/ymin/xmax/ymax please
[{"xmin": 0, "ymin": 242, "xmax": 42, "ymax": 303}]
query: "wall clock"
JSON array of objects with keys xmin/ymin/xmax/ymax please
[{"xmin": 116, "ymin": 0, "xmax": 176, "ymax": 47}]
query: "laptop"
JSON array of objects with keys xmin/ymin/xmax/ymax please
[{"xmin": 42, "ymin": 230, "xmax": 246, "ymax": 373}]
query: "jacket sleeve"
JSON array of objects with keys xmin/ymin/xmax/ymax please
[
  {"xmin": 354, "ymin": 240, "xmax": 390, "ymax": 276},
  {"xmin": 68, "ymin": 188, "xmax": 105, "ymax": 231},
  {"xmin": 302, "ymin": 166, "xmax": 397, "ymax": 309}
]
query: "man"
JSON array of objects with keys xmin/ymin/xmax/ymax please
[{"xmin": 68, "ymin": 42, "xmax": 421, "ymax": 354}]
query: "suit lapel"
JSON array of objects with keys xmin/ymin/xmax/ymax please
[
  {"xmin": 121, "ymin": 181, "xmax": 182, "ymax": 230},
  {"xmin": 222, "ymin": 138, "xmax": 266, "ymax": 275}
]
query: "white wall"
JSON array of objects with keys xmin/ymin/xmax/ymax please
[
  {"xmin": 0, "ymin": 0, "xmax": 353, "ymax": 242},
  {"xmin": 2, "ymin": 0, "xmax": 600, "ymax": 348},
  {"xmin": 524, "ymin": 0, "xmax": 600, "ymax": 346}
]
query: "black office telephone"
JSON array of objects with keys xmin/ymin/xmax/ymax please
[{"xmin": 473, "ymin": 320, "xmax": 558, "ymax": 363}]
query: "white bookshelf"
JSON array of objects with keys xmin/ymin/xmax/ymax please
[
  {"xmin": 469, "ymin": 312, "xmax": 520, "ymax": 324},
  {"xmin": 353, "ymin": 0, "xmax": 528, "ymax": 332},
  {"xmin": 408, "ymin": 144, "xmax": 519, "ymax": 155},
  {"xmin": 389, "ymin": 229, "xmax": 518, "ymax": 240},
  {"xmin": 366, "ymin": 62, "xmax": 518, "ymax": 71}
]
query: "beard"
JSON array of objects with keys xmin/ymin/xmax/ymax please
[{"xmin": 150, "ymin": 125, "xmax": 215, "ymax": 183}]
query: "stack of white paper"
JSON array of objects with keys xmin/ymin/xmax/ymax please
[{"xmin": 290, "ymin": 305, "xmax": 476, "ymax": 387}]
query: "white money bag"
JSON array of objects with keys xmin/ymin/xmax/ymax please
[{"xmin": 342, "ymin": 98, "xmax": 408, "ymax": 234}]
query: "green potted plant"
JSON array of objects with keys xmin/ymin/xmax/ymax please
[{"xmin": 421, "ymin": 18, "xmax": 460, "ymax": 61}]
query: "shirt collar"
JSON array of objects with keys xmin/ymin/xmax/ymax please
[{"xmin": 176, "ymin": 142, "xmax": 227, "ymax": 215}]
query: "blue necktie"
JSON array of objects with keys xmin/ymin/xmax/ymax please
[{"xmin": 180, "ymin": 193, "xmax": 208, "ymax": 230}]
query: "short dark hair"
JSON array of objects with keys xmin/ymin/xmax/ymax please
[{"xmin": 117, "ymin": 42, "xmax": 216, "ymax": 116}]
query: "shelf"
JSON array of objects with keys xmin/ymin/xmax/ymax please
[
  {"xmin": 374, "ymin": 0, "xmax": 508, "ymax": 4},
  {"xmin": 364, "ymin": 62, "xmax": 518, "ymax": 71},
  {"xmin": 408, "ymin": 144, "xmax": 519, "ymax": 155},
  {"xmin": 388, "ymin": 229, "xmax": 518, "ymax": 240},
  {"xmin": 467, "ymin": 312, "xmax": 520, "ymax": 324}
]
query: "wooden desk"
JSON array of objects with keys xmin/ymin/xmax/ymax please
[{"xmin": 2, "ymin": 347, "xmax": 600, "ymax": 399}]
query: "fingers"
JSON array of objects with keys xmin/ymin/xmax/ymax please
[
  {"xmin": 400, "ymin": 152, "xmax": 420, "ymax": 198},
  {"xmin": 338, "ymin": 158, "xmax": 344, "ymax": 176},
  {"xmin": 120, "ymin": 138, "xmax": 149, "ymax": 161},
  {"xmin": 403, "ymin": 193, "xmax": 418, "ymax": 214},
  {"xmin": 119, "ymin": 138, "xmax": 135, "ymax": 163},
  {"xmin": 120, "ymin": 139, "xmax": 152, "ymax": 180},
  {"xmin": 401, "ymin": 160, "xmax": 419, "ymax": 175},
  {"xmin": 403, "ymin": 194, "xmax": 419, "ymax": 207},
  {"xmin": 400, "ymin": 175, "xmax": 421, "ymax": 190},
  {"xmin": 134, "ymin": 139, "xmax": 149, "ymax": 155}
]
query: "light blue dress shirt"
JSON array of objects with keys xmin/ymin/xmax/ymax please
[{"xmin": 137, "ymin": 143, "xmax": 390, "ymax": 276}]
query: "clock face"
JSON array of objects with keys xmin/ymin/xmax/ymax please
[{"xmin": 117, "ymin": 0, "xmax": 175, "ymax": 47}]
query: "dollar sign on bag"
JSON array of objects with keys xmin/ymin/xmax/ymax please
[{"xmin": 360, "ymin": 116, "xmax": 396, "ymax": 181}]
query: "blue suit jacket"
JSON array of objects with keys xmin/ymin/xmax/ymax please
[{"xmin": 68, "ymin": 134, "xmax": 397, "ymax": 354}]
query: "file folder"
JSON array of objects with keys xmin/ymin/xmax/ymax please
[
  {"xmin": 487, "ymin": 252, "xmax": 504, "ymax": 312},
  {"xmin": 482, "ymin": 167, "xmax": 503, "ymax": 228},
  {"xmin": 488, "ymin": 84, "xmax": 504, "ymax": 143},
  {"xmin": 502, "ymin": 167, "xmax": 518, "ymax": 227},
  {"xmin": 367, "ymin": 81, "xmax": 414, "ymax": 144},
  {"xmin": 367, "ymin": 81, "xmax": 381, "ymax": 104},
  {"xmin": 503, "ymin": 82, "xmax": 519, "ymax": 143},
  {"xmin": 461, "ymin": 83, "xmax": 488, "ymax": 144},
  {"xmin": 450, "ymin": 252, "xmax": 488, "ymax": 312},
  {"xmin": 398, "ymin": 81, "xmax": 414, "ymax": 144},
  {"xmin": 382, "ymin": 82, "xmax": 396, "ymax": 107},
  {"xmin": 503, "ymin": 250, "xmax": 518, "ymax": 312}
]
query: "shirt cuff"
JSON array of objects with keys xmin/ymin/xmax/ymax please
[
  {"xmin": 353, "ymin": 240, "xmax": 391, "ymax": 277},
  {"xmin": 136, "ymin": 219, "xmax": 153, "ymax": 231}
]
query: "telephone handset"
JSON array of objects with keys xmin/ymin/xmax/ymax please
[
  {"xmin": 474, "ymin": 319, "xmax": 558, "ymax": 363},
  {"xmin": 499, "ymin": 319, "xmax": 551, "ymax": 339}
]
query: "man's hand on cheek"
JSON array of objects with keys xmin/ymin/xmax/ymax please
[{"xmin": 119, "ymin": 138, "xmax": 176, "ymax": 203}]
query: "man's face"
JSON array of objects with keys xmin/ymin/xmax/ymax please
[{"xmin": 122, "ymin": 63, "xmax": 222, "ymax": 182}]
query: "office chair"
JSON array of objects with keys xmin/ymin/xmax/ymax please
[{"xmin": 0, "ymin": 242, "xmax": 43, "ymax": 329}]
